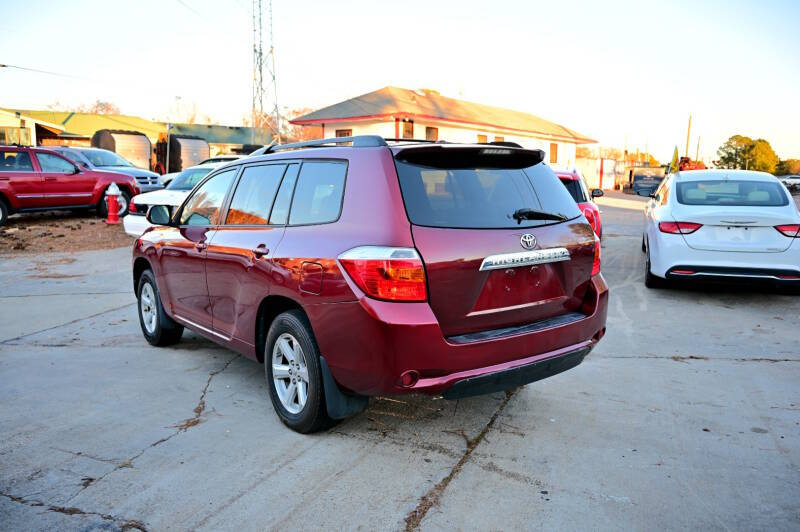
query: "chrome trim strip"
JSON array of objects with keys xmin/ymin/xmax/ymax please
[
  {"xmin": 479, "ymin": 247, "xmax": 570, "ymax": 271},
  {"xmin": 671, "ymin": 271, "xmax": 798, "ymax": 281},
  {"xmin": 17, "ymin": 193, "xmax": 92, "ymax": 198},
  {"xmin": 173, "ymin": 314, "xmax": 230, "ymax": 341}
]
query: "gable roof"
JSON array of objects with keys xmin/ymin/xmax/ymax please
[{"xmin": 291, "ymin": 86, "xmax": 596, "ymax": 144}]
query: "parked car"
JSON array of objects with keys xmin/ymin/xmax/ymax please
[
  {"xmin": 643, "ymin": 169, "xmax": 800, "ymax": 289},
  {"xmin": 555, "ymin": 170, "xmax": 604, "ymax": 238},
  {"xmin": 778, "ymin": 175, "xmax": 800, "ymax": 193},
  {"xmin": 48, "ymin": 146, "xmax": 162, "ymax": 192},
  {"xmin": 198, "ymin": 155, "xmax": 243, "ymax": 165},
  {"xmin": 124, "ymin": 163, "xmax": 221, "ymax": 236},
  {"xmin": 0, "ymin": 146, "xmax": 140, "ymax": 226},
  {"xmin": 132, "ymin": 136, "xmax": 608, "ymax": 433}
]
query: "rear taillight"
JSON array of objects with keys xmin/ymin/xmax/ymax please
[
  {"xmin": 775, "ymin": 224, "xmax": 800, "ymax": 238},
  {"xmin": 659, "ymin": 221, "xmax": 703, "ymax": 234},
  {"xmin": 591, "ymin": 235, "xmax": 601, "ymax": 276},
  {"xmin": 584, "ymin": 208, "xmax": 597, "ymax": 234},
  {"xmin": 339, "ymin": 246, "xmax": 427, "ymax": 302},
  {"xmin": 129, "ymin": 202, "xmax": 138, "ymax": 213}
]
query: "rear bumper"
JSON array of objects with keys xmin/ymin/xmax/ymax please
[
  {"xmin": 306, "ymin": 274, "xmax": 608, "ymax": 397},
  {"xmin": 650, "ymin": 233, "xmax": 800, "ymax": 279},
  {"xmin": 666, "ymin": 265, "xmax": 800, "ymax": 283}
]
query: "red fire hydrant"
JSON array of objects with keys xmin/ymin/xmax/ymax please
[{"xmin": 105, "ymin": 183, "xmax": 121, "ymax": 225}]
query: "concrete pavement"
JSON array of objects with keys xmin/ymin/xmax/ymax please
[{"xmin": 1, "ymin": 192, "xmax": 798, "ymax": 531}]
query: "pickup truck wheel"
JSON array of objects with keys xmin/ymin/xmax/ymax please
[
  {"xmin": 137, "ymin": 269, "xmax": 183, "ymax": 346},
  {"xmin": 98, "ymin": 190, "xmax": 130, "ymax": 218},
  {"xmin": 0, "ymin": 200, "xmax": 8, "ymax": 228},
  {"xmin": 265, "ymin": 310, "xmax": 332, "ymax": 433}
]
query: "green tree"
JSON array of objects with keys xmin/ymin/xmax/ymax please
[
  {"xmin": 775, "ymin": 159, "xmax": 800, "ymax": 176},
  {"xmin": 748, "ymin": 139, "xmax": 779, "ymax": 173},
  {"xmin": 716, "ymin": 135, "xmax": 753, "ymax": 169},
  {"xmin": 716, "ymin": 135, "xmax": 778, "ymax": 173}
]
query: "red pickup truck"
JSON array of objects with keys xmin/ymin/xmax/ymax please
[{"xmin": 0, "ymin": 145, "xmax": 140, "ymax": 227}]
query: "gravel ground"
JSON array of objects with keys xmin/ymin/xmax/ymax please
[{"xmin": 0, "ymin": 211, "xmax": 133, "ymax": 255}]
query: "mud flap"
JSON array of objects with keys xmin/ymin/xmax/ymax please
[{"xmin": 319, "ymin": 356, "xmax": 368, "ymax": 419}]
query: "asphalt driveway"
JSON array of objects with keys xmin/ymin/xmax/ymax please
[{"xmin": 1, "ymin": 192, "xmax": 798, "ymax": 531}]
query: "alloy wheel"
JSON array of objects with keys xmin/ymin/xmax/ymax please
[
  {"xmin": 272, "ymin": 333, "xmax": 309, "ymax": 414},
  {"xmin": 139, "ymin": 282, "xmax": 158, "ymax": 334}
]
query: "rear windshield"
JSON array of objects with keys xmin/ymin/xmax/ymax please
[
  {"xmin": 676, "ymin": 180, "xmax": 789, "ymax": 207},
  {"xmin": 559, "ymin": 178, "xmax": 587, "ymax": 203},
  {"xmin": 395, "ymin": 159, "xmax": 581, "ymax": 229}
]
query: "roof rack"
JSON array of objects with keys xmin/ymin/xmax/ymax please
[
  {"xmin": 258, "ymin": 135, "xmax": 388, "ymax": 155},
  {"xmin": 384, "ymin": 138, "xmax": 448, "ymax": 144}
]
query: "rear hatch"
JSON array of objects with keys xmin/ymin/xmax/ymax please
[
  {"xmin": 673, "ymin": 179, "xmax": 795, "ymax": 253},
  {"xmin": 393, "ymin": 146, "xmax": 596, "ymax": 337}
]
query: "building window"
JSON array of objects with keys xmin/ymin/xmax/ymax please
[
  {"xmin": 0, "ymin": 127, "xmax": 31, "ymax": 146},
  {"xmin": 477, "ymin": 134, "xmax": 488, "ymax": 143},
  {"xmin": 402, "ymin": 121, "xmax": 414, "ymax": 139},
  {"xmin": 426, "ymin": 127, "xmax": 438, "ymax": 141},
  {"xmin": 550, "ymin": 143, "xmax": 558, "ymax": 164},
  {"xmin": 494, "ymin": 136, "xmax": 504, "ymax": 142},
  {"xmin": 335, "ymin": 129, "xmax": 352, "ymax": 138}
]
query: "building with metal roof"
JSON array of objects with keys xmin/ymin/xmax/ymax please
[{"xmin": 290, "ymin": 86, "xmax": 596, "ymax": 169}]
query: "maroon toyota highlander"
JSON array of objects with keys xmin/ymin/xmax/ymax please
[{"xmin": 132, "ymin": 136, "xmax": 608, "ymax": 433}]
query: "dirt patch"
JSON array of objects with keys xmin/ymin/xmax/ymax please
[{"xmin": 0, "ymin": 211, "xmax": 133, "ymax": 255}]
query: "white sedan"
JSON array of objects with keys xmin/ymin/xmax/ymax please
[
  {"xmin": 643, "ymin": 169, "xmax": 800, "ymax": 289},
  {"xmin": 123, "ymin": 163, "xmax": 222, "ymax": 236}
]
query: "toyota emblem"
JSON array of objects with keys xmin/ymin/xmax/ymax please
[{"xmin": 520, "ymin": 233, "xmax": 536, "ymax": 249}]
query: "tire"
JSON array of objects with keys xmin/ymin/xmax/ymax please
[
  {"xmin": 644, "ymin": 244, "xmax": 665, "ymax": 289},
  {"xmin": 97, "ymin": 189, "xmax": 131, "ymax": 218},
  {"xmin": 0, "ymin": 199, "xmax": 8, "ymax": 228},
  {"xmin": 641, "ymin": 235, "xmax": 646, "ymax": 253},
  {"xmin": 137, "ymin": 269, "xmax": 183, "ymax": 346},
  {"xmin": 265, "ymin": 310, "xmax": 332, "ymax": 433}
]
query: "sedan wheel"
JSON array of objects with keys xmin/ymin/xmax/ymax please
[{"xmin": 271, "ymin": 333, "xmax": 310, "ymax": 414}]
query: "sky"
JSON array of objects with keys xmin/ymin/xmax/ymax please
[{"xmin": 1, "ymin": 0, "xmax": 798, "ymax": 162}]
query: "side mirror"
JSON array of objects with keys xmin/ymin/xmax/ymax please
[
  {"xmin": 648, "ymin": 193, "xmax": 656, "ymax": 199},
  {"xmin": 146, "ymin": 205, "xmax": 171, "ymax": 226},
  {"xmin": 71, "ymin": 164, "xmax": 81, "ymax": 174},
  {"xmin": 591, "ymin": 188, "xmax": 604, "ymax": 198}
]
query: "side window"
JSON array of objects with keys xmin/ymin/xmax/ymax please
[
  {"xmin": 37, "ymin": 153, "xmax": 76, "ymax": 173},
  {"xmin": 0, "ymin": 150, "xmax": 34, "ymax": 172},
  {"xmin": 288, "ymin": 161, "xmax": 346, "ymax": 225},
  {"xmin": 268, "ymin": 164, "xmax": 299, "ymax": 225},
  {"xmin": 225, "ymin": 164, "xmax": 286, "ymax": 225},
  {"xmin": 179, "ymin": 169, "xmax": 236, "ymax": 226}
]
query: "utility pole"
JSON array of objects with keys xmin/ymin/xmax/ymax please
[
  {"xmin": 267, "ymin": 0, "xmax": 280, "ymax": 143},
  {"xmin": 684, "ymin": 113, "xmax": 692, "ymax": 158},
  {"xmin": 252, "ymin": 0, "xmax": 264, "ymax": 145},
  {"xmin": 695, "ymin": 136, "xmax": 700, "ymax": 162}
]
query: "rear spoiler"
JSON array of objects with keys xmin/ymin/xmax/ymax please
[{"xmin": 393, "ymin": 145, "xmax": 545, "ymax": 169}]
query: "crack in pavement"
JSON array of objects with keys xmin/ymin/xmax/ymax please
[
  {"xmin": 0, "ymin": 491, "xmax": 148, "ymax": 531},
  {"xmin": 63, "ymin": 354, "xmax": 239, "ymax": 503},
  {"xmin": 0, "ymin": 302, "xmax": 136, "ymax": 344},
  {"xmin": 403, "ymin": 389, "xmax": 518, "ymax": 531}
]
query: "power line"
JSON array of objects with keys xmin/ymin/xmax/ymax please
[{"xmin": 0, "ymin": 63, "xmax": 90, "ymax": 81}]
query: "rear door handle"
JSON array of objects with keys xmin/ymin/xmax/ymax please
[
  {"xmin": 253, "ymin": 244, "xmax": 269, "ymax": 258},
  {"xmin": 195, "ymin": 242, "xmax": 207, "ymax": 251},
  {"xmin": 45, "ymin": 177, "xmax": 57, "ymax": 181}
]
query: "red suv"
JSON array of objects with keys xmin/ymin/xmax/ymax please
[
  {"xmin": 556, "ymin": 170, "xmax": 604, "ymax": 238},
  {"xmin": 132, "ymin": 137, "xmax": 608, "ymax": 433},
  {"xmin": 0, "ymin": 146, "xmax": 140, "ymax": 226}
]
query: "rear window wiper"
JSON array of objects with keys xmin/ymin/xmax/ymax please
[{"xmin": 511, "ymin": 208, "xmax": 568, "ymax": 224}]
